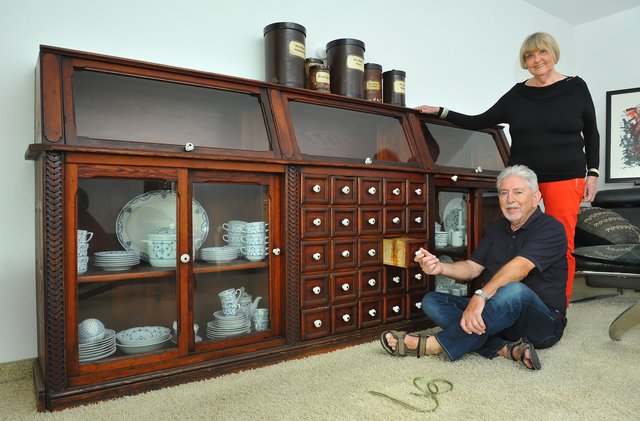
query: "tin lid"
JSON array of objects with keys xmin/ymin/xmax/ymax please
[
  {"xmin": 326, "ymin": 38, "xmax": 366, "ymax": 51},
  {"xmin": 305, "ymin": 58, "xmax": 324, "ymax": 64},
  {"xmin": 365, "ymin": 63, "xmax": 382, "ymax": 70},
  {"xmin": 383, "ymin": 69, "xmax": 406, "ymax": 77},
  {"xmin": 263, "ymin": 22, "xmax": 307, "ymax": 36}
]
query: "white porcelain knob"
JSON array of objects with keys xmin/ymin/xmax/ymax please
[
  {"xmin": 312, "ymin": 286, "xmax": 321, "ymax": 295},
  {"xmin": 451, "ymin": 175, "xmax": 458, "ymax": 182},
  {"xmin": 414, "ymin": 273, "xmax": 423, "ymax": 280},
  {"xmin": 364, "ymin": 157, "xmax": 373, "ymax": 164},
  {"xmin": 415, "ymin": 302, "xmax": 422, "ymax": 309},
  {"xmin": 313, "ymin": 218, "xmax": 322, "ymax": 226},
  {"xmin": 392, "ymin": 305, "xmax": 401, "ymax": 313},
  {"xmin": 180, "ymin": 254, "xmax": 190, "ymax": 263},
  {"xmin": 312, "ymin": 184, "xmax": 322, "ymax": 193},
  {"xmin": 368, "ymin": 249, "xmax": 376, "ymax": 257},
  {"xmin": 392, "ymin": 188, "xmax": 401, "ymax": 196},
  {"xmin": 393, "ymin": 276, "xmax": 400, "ymax": 284},
  {"xmin": 414, "ymin": 188, "xmax": 422, "ymax": 196},
  {"xmin": 368, "ymin": 218, "xmax": 376, "ymax": 225},
  {"xmin": 341, "ymin": 250, "xmax": 350, "ymax": 258},
  {"xmin": 341, "ymin": 186, "xmax": 350, "ymax": 194},
  {"xmin": 414, "ymin": 216, "xmax": 423, "ymax": 223},
  {"xmin": 392, "ymin": 217, "xmax": 400, "ymax": 224},
  {"xmin": 368, "ymin": 187, "xmax": 377, "ymax": 195},
  {"xmin": 312, "ymin": 252, "xmax": 322, "ymax": 261},
  {"xmin": 314, "ymin": 319, "xmax": 322, "ymax": 328},
  {"xmin": 475, "ymin": 166, "xmax": 483, "ymax": 173},
  {"xmin": 272, "ymin": 248, "xmax": 281, "ymax": 256},
  {"xmin": 368, "ymin": 278, "xmax": 376, "ymax": 287},
  {"xmin": 341, "ymin": 218, "xmax": 350, "ymax": 227},
  {"xmin": 342, "ymin": 314, "xmax": 351, "ymax": 322},
  {"xmin": 368, "ymin": 309, "xmax": 377, "ymax": 317},
  {"xmin": 341, "ymin": 283, "xmax": 350, "ymax": 291},
  {"xmin": 184, "ymin": 142, "xmax": 195, "ymax": 152}
]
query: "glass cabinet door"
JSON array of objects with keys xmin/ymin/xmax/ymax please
[
  {"xmin": 434, "ymin": 190, "xmax": 469, "ymax": 255},
  {"xmin": 76, "ymin": 177, "xmax": 181, "ymax": 364}
]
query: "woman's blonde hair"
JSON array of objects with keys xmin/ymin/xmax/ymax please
[{"xmin": 519, "ymin": 32, "xmax": 560, "ymax": 69}]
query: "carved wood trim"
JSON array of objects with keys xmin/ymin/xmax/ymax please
[{"xmin": 285, "ymin": 165, "xmax": 301, "ymax": 345}]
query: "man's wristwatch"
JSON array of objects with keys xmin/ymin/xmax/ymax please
[{"xmin": 474, "ymin": 289, "xmax": 490, "ymax": 301}]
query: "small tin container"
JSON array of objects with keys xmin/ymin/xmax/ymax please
[
  {"xmin": 305, "ymin": 58, "xmax": 324, "ymax": 89},
  {"xmin": 364, "ymin": 63, "xmax": 382, "ymax": 102},
  {"xmin": 382, "ymin": 69, "xmax": 406, "ymax": 106},
  {"xmin": 263, "ymin": 22, "xmax": 307, "ymax": 87},
  {"xmin": 309, "ymin": 65, "xmax": 331, "ymax": 92},
  {"xmin": 326, "ymin": 38, "xmax": 365, "ymax": 98}
]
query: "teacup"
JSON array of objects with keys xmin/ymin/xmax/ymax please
[
  {"xmin": 245, "ymin": 221, "xmax": 268, "ymax": 234},
  {"xmin": 77, "ymin": 241, "xmax": 89, "ymax": 256},
  {"xmin": 242, "ymin": 233, "xmax": 268, "ymax": 245},
  {"xmin": 222, "ymin": 220, "xmax": 247, "ymax": 233},
  {"xmin": 223, "ymin": 233, "xmax": 244, "ymax": 243},
  {"xmin": 77, "ymin": 230, "xmax": 94, "ymax": 243},
  {"xmin": 222, "ymin": 301, "xmax": 241, "ymax": 316},
  {"xmin": 77, "ymin": 256, "xmax": 89, "ymax": 274},
  {"xmin": 253, "ymin": 308, "xmax": 269, "ymax": 321},
  {"xmin": 218, "ymin": 288, "xmax": 241, "ymax": 302},
  {"xmin": 450, "ymin": 230, "xmax": 465, "ymax": 247}
]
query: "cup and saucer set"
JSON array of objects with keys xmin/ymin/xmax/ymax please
[{"xmin": 206, "ymin": 287, "xmax": 269, "ymax": 339}]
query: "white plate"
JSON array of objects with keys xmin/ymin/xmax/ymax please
[
  {"xmin": 443, "ymin": 197, "xmax": 466, "ymax": 232},
  {"xmin": 116, "ymin": 190, "xmax": 209, "ymax": 261},
  {"xmin": 79, "ymin": 346, "xmax": 117, "ymax": 362}
]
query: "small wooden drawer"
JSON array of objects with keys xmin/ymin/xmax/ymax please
[
  {"xmin": 301, "ymin": 174, "xmax": 329, "ymax": 204},
  {"xmin": 407, "ymin": 266, "xmax": 428, "ymax": 290},
  {"xmin": 358, "ymin": 238, "xmax": 382, "ymax": 267},
  {"xmin": 384, "ymin": 295, "xmax": 406, "ymax": 323},
  {"xmin": 359, "ymin": 177, "xmax": 383, "ymax": 205},
  {"xmin": 384, "ymin": 179, "xmax": 405, "ymax": 205},
  {"xmin": 407, "ymin": 181, "xmax": 427, "ymax": 205},
  {"xmin": 358, "ymin": 267, "xmax": 383, "ymax": 297},
  {"xmin": 331, "ymin": 176, "xmax": 357, "ymax": 205},
  {"xmin": 301, "ymin": 307, "xmax": 331, "ymax": 341},
  {"xmin": 359, "ymin": 297, "xmax": 383, "ymax": 328},
  {"xmin": 331, "ymin": 208, "xmax": 357, "ymax": 237},
  {"xmin": 384, "ymin": 266, "xmax": 406, "ymax": 293},
  {"xmin": 331, "ymin": 270, "xmax": 358, "ymax": 302},
  {"xmin": 359, "ymin": 208, "xmax": 382, "ymax": 235},
  {"xmin": 383, "ymin": 207, "xmax": 406, "ymax": 234},
  {"xmin": 408, "ymin": 291, "xmax": 428, "ymax": 319},
  {"xmin": 300, "ymin": 274, "xmax": 330, "ymax": 307},
  {"xmin": 332, "ymin": 303, "xmax": 358, "ymax": 334},
  {"xmin": 407, "ymin": 208, "xmax": 427, "ymax": 233},
  {"xmin": 301, "ymin": 208, "xmax": 330, "ymax": 238},
  {"xmin": 383, "ymin": 237, "xmax": 426, "ymax": 268},
  {"xmin": 331, "ymin": 239, "xmax": 357, "ymax": 270},
  {"xmin": 300, "ymin": 240, "xmax": 329, "ymax": 273}
]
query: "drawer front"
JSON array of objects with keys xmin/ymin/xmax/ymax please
[
  {"xmin": 358, "ymin": 238, "xmax": 382, "ymax": 267},
  {"xmin": 359, "ymin": 177, "xmax": 383, "ymax": 205},
  {"xmin": 301, "ymin": 307, "xmax": 331, "ymax": 341},
  {"xmin": 407, "ymin": 181, "xmax": 427, "ymax": 205},
  {"xmin": 301, "ymin": 208, "xmax": 330, "ymax": 238},
  {"xmin": 384, "ymin": 179, "xmax": 405, "ymax": 206},
  {"xmin": 332, "ymin": 176, "xmax": 357, "ymax": 205},
  {"xmin": 407, "ymin": 207, "xmax": 427, "ymax": 233},
  {"xmin": 384, "ymin": 266, "xmax": 406, "ymax": 293},
  {"xmin": 301, "ymin": 174, "xmax": 329, "ymax": 205},
  {"xmin": 407, "ymin": 266, "xmax": 428, "ymax": 290},
  {"xmin": 358, "ymin": 267, "xmax": 383, "ymax": 297},
  {"xmin": 331, "ymin": 270, "xmax": 358, "ymax": 302},
  {"xmin": 301, "ymin": 274, "xmax": 330, "ymax": 307},
  {"xmin": 331, "ymin": 208, "xmax": 358, "ymax": 237},
  {"xmin": 384, "ymin": 207, "xmax": 406, "ymax": 234},
  {"xmin": 408, "ymin": 291, "xmax": 428, "ymax": 319},
  {"xmin": 359, "ymin": 297, "xmax": 383, "ymax": 328},
  {"xmin": 300, "ymin": 240, "xmax": 329, "ymax": 273},
  {"xmin": 384, "ymin": 295, "xmax": 406, "ymax": 323},
  {"xmin": 332, "ymin": 303, "xmax": 358, "ymax": 334},
  {"xmin": 331, "ymin": 239, "xmax": 357, "ymax": 270},
  {"xmin": 359, "ymin": 208, "xmax": 382, "ymax": 235}
]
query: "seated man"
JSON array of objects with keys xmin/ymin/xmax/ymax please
[{"xmin": 381, "ymin": 165, "xmax": 568, "ymax": 370}]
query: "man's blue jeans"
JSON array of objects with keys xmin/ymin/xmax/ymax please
[{"xmin": 422, "ymin": 282, "xmax": 566, "ymax": 361}]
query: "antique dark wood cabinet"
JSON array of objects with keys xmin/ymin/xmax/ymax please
[{"xmin": 26, "ymin": 45, "xmax": 509, "ymax": 410}]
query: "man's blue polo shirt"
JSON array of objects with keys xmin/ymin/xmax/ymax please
[{"xmin": 470, "ymin": 207, "xmax": 568, "ymax": 315}]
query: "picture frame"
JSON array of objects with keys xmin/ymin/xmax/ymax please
[{"xmin": 605, "ymin": 87, "xmax": 640, "ymax": 183}]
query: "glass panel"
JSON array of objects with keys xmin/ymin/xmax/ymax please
[
  {"xmin": 192, "ymin": 182, "xmax": 270, "ymax": 342},
  {"xmin": 72, "ymin": 70, "xmax": 271, "ymax": 151},
  {"xmin": 480, "ymin": 190, "xmax": 501, "ymax": 239},
  {"xmin": 434, "ymin": 191, "xmax": 468, "ymax": 254},
  {"xmin": 422, "ymin": 122, "xmax": 505, "ymax": 171},
  {"xmin": 77, "ymin": 178, "xmax": 178, "ymax": 362},
  {"xmin": 289, "ymin": 101, "xmax": 417, "ymax": 165}
]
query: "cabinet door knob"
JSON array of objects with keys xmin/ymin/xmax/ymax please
[
  {"xmin": 364, "ymin": 157, "xmax": 373, "ymax": 164},
  {"xmin": 272, "ymin": 248, "xmax": 281, "ymax": 256},
  {"xmin": 368, "ymin": 278, "xmax": 376, "ymax": 287},
  {"xmin": 368, "ymin": 309, "xmax": 377, "ymax": 317},
  {"xmin": 184, "ymin": 142, "xmax": 195, "ymax": 152},
  {"xmin": 368, "ymin": 249, "xmax": 376, "ymax": 257},
  {"xmin": 415, "ymin": 302, "xmax": 422, "ymax": 309},
  {"xmin": 368, "ymin": 186, "xmax": 377, "ymax": 195},
  {"xmin": 393, "ymin": 276, "xmax": 400, "ymax": 284},
  {"xmin": 312, "ymin": 286, "xmax": 321, "ymax": 295},
  {"xmin": 475, "ymin": 166, "xmax": 483, "ymax": 173},
  {"xmin": 312, "ymin": 252, "xmax": 322, "ymax": 261},
  {"xmin": 180, "ymin": 254, "xmax": 190, "ymax": 263},
  {"xmin": 341, "ymin": 186, "xmax": 351, "ymax": 194},
  {"xmin": 368, "ymin": 217, "xmax": 376, "ymax": 225},
  {"xmin": 342, "ymin": 314, "xmax": 351, "ymax": 322},
  {"xmin": 312, "ymin": 184, "xmax": 322, "ymax": 193},
  {"xmin": 451, "ymin": 175, "xmax": 458, "ymax": 182},
  {"xmin": 414, "ymin": 188, "xmax": 422, "ymax": 196},
  {"xmin": 414, "ymin": 216, "xmax": 423, "ymax": 223},
  {"xmin": 341, "ymin": 250, "xmax": 350, "ymax": 258},
  {"xmin": 314, "ymin": 319, "xmax": 322, "ymax": 328},
  {"xmin": 414, "ymin": 273, "xmax": 423, "ymax": 280},
  {"xmin": 392, "ymin": 187, "xmax": 401, "ymax": 196},
  {"xmin": 313, "ymin": 218, "xmax": 322, "ymax": 226},
  {"xmin": 341, "ymin": 218, "xmax": 350, "ymax": 227},
  {"xmin": 341, "ymin": 283, "xmax": 350, "ymax": 291},
  {"xmin": 392, "ymin": 305, "xmax": 401, "ymax": 313},
  {"xmin": 392, "ymin": 216, "xmax": 400, "ymax": 224}
]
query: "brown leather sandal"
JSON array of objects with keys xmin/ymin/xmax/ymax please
[
  {"xmin": 380, "ymin": 330, "xmax": 430, "ymax": 357},
  {"xmin": 506, "ymin": 337, "xmax": 541, "ymax": 370}
]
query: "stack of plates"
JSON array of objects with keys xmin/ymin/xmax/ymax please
[
  {"xmin": 93, "ymin": 251, "xmax": 141, "ymax": 271},
  {"xmin": 200, "ymin": 246, "xmax": 239, "ymax": 264},
  {"xmin": 78, "ymin": 329, "xmax": 116, "ymax": 362},
  {"xmin": 206, "ymin": 311, "xmax": 250, "ymax": 339}
]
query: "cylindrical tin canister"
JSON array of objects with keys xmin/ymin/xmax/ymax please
[
  {"xmin": 305, "ymin": 58, "xmax": 324, "ymax": 89},
  {"xmin": 326, "ymin": 38, "xmax": 365, "ymax": 98},
  {"xmin": 264, "ymin": 22, "xmax": 306, "ymax": 87},
  {"xmin": 364, "ymin": 63, "xmax": 382, "ymax": 102},
  {"xmin": 383, "ymin": 69, "xmax": 406, "ymax": 106},
  {"xmin": 309, "ymin": 65, "xmax": 331, "ymax": 92}
]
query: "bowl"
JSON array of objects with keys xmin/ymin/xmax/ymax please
[
  {"xmin": 78, "ymin": 318, "xmax": 105, "ymax": 344},
  {"xmin": 116, "ymin": 338, "xmax": 170, "ymax": 354},
  {"xmin": 116, "ymin": 326, "xmax": 171, "ymax": 345}
]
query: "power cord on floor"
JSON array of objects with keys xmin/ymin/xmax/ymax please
[{"xmin": 369, "ymin": 377, "xmax": 454, "ymax": 413}]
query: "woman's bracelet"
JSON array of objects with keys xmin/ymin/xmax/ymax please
[
  {"xmin": 587, "ymin": 168, "xmax": 600, "ymax": 177},
  {"xmin": 437, "ymin": 107, "xmax": 449, "ymax": 119}
]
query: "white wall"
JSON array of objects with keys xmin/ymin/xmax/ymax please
[{"xmin": 0, "ymin": 0, "xmax": 632, "ymax": 363}]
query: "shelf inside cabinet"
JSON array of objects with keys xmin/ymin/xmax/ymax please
[
  {"xmin": 193, "ymin": 260, "xmax": 268, "ymax": 274},
  {"xmin": 78, "ymin": 265, "xmax": 176, "ymax": 283}
]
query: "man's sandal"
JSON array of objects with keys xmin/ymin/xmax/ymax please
[
  {"xmin": 380, "ymin": 330, "xmax": 430, "ymax": 358},
  {"xmin": 506, "ymin": 337, "xmax": 541, "ymax": 370}
]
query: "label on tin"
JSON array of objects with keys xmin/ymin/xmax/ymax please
[
  {"xmin": 346, "ymin": 55, "xmax": 365, "ymax": 71},
  {"xmin": 315, "ymin": 71, "xmax": 331, "ymax": 84},
  {"xmin": 394, "ymin": 80, "xmax": 406, "ymax": 94},
  {"xmin": 289, "ymin": 41, "xmax": 306, "ymax": 59},
  {"xmin": 365, "ymin": 81, "xmax": 381, "ymax": 91}
]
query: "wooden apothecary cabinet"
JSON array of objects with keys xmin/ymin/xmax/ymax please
[{"xmin": 26, "ymin": 46, "xmax": 509, "ymax": 410}]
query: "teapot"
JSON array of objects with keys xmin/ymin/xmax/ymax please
[{"xmin": 238, "ymin": 295, "xmax": 262, "ymax": 319}]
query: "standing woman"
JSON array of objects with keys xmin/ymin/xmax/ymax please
[{"xmin": 417, "ymin": 32, "xmax": 599, "ymax": 305}]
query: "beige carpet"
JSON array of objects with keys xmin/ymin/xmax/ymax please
[{"xmin": 1, "ymin": 290, "xmax": 639, "ymax": 421}]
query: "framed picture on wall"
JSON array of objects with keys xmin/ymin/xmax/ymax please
[{"xmin": 605, "ymin": 87, "xmax": 640, "ymax": 183}]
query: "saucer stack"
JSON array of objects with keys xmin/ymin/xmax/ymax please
[
  {"xmin": 93, "ymin": 250, "xmax": 141, "ymax": 271},
  {"xmin": 200, "ymin": 246, "xmax": 239, "ymax": 264},
  {"xmin": 78, "ymin": 329, "xmax": 117, "ymax": 362},
  {"xmin": 206, "ymin": 310, "xmax": 251, "ymax": 339}
]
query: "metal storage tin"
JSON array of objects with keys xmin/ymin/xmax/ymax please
[
  {"xmin": 383, "ymin": 69, "xmax": 406, "ymax": 106},
  {"xmin": 326, "ymin": 38, "xmax": 365, "ymax": 98},
  {"xmin": 264, "ymin": 22, "xmax": 307, "ymax": 87},
  {"xmin": 364, "ymin": 63, "xmax": 382, "ymax": 102}
]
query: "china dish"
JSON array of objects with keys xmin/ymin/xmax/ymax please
[
  {"xmin": 443, "ymin": 197, "xmax": 466, "ymax": 232},
  {"xmin": 93, "ymin": 250, "xmax": 141, "ymax": 271},
  {"xmin": 200, "ymin": 246, "xmax": 239, "ymax": 264},
  {"xmin": 116, "ymin": 190, "xmax": 209, "ymax": 261},
  {"xmin": 116, "ymin": 339, "xmax": 171, "ymax": 355},
  {"xmin": 78, "ymin": 329, "xmax": 117, "ymax": 362},
  {"xmin": 116, "ymin": 326, "xmax": 171, "ymax": 345}
]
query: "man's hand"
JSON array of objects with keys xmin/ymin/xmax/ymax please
[
  {"xmin": 460, "ymin": 295, "xmax": 486, "ymax": 335},
  {"xmin": 414, "ymin": 248, "xmax": 442, "ymax": 275}
]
